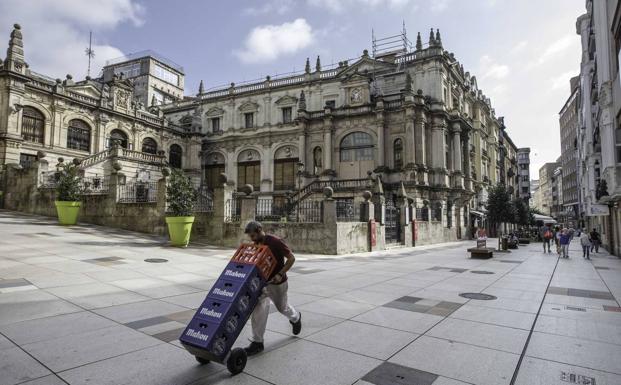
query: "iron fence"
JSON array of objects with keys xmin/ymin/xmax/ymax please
[
  {"xmin": 195, "ymin": 186, "xmax": 214, "ymax": 213},
  {"xmin": 291, "ymin": 200, "xmax": 322, "ymax": 223},
  {"xmin": 225, "ymin": 199, "xmax": 241, "ymax": 222},
  {"xmin": 416, "ymin": 207, "xmax": 429, "ymax": 221},
  {"xmin": 82, "ymin": 176, "xmax": 109, "ymax": 195},
  {"xmin": 118, "ymin": 182, "xmax": 158, "ymax": 203},
  {"xmin": 255, "ymin": 199, "xmax": 287, "ymax": 222},
  {"xmin": 336, "ymin": 199, "xmax": 363, "ymax": 222},
  {"xmin": 39, "ymin": 171, "xmax": 59, "ymax": 189}
]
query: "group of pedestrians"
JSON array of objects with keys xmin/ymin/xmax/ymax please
[{"xmin": 540, "ymin": 224, "xmax": 601, "ymax": 259}]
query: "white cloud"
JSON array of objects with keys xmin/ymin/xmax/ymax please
[
  {"xmin": 479, "ymin": 55, "xmax": 510, "ymax": 80},
  {"xmin": 244, "ymin": 0, "xmax": 295, "ymax": 16},
  {"xmin": 430, "ymin": 0, "xmax": 451, "ymax": 13},
  {"xmin": 0, "ymin": 0, "xmax": 143, "ymax": 79},
  {"xmin": 308, "ymin": 0, "xmax": 417, "ymax": 13},
  {"xmin": 234, "ymin": 19, "xmax": 315, "ymax": 64},
  {"xmin": 509, "ymin": 40, "xmax": 528, "ymax": 55},
  {"xmin": 528, "ymin": 35, "xmax": 580, "ymax": 67}
]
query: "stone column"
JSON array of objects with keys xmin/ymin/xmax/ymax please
[
  {"xmin": 240, "ymin": 195, "xmax": 257, "ymax": 226},
  {"xmin": 414, "ymin": 112, "xmax": 426, "ymax": 166},
  {"xmin": 400, "ymin": 198, "xmax": 412, "ymax": 247},
  {"xmin": 463, "ymin": 131, "xmax": 472, "ymax": 191},
  {"xmin": 323, "ymin": 128, "xmax": 333, "ymax": 172},
  {"xmin": 298, "ymin": 133, "xmax": 306, "ymax": 171},
  {"xmin": 376, "ymin": 111, "xmax": 385, "ymax": 168},
  {"xmin": 431, "ymin": 117, "xmax": 447, "ymax": 186},
  {"xmin": 452, "ymin": 123, "xmax": 463, "ymax": 189},
  {"xmin": 405, "ymin": 107, "xmax": 415, "ymax": 165}
]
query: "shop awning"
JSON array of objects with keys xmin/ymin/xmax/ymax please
[
  {"xmin": 470, "ymin": 210, "xmax": 486, "ymax": 217},
  {"xmin": 533, "ymin": 214, "xmax": 556, "ymax": 224}
]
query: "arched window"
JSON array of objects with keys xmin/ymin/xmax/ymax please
[
  {"xmin": 67, "ymin": 119, "xmax": 91, "ymax": 152},
  {"xmin": 237, "ymin": 149, "xmax": 261, "ymax": 191},
  {"xmin": 393, "ymin": 138, "xmax": 403, "ymax": 169},
  {"xmin": 109, "ymin": 129, "xmax": 128, "ymax": 149},
  {"xmin": 141, "ymin": 138, "xmax": 157, "ymax": 154},
  {"xmin": 21, "ymin": 106, "xmax": 45, "ymax": 144},
  {"xmin": 313, "ymin": 146, "xmax": 323, "ymax": 174},
  {"xmin": 339, "ymin": 132, "xmax": 373, "ymax": 161},
  {"xmin": 169, "ymin": 144, "xmax": 182, "ymax": 168}
]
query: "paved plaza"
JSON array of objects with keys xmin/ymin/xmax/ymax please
[{"xmin": 0, "ymin": 210, "xmax": 620, "ymax": 385}]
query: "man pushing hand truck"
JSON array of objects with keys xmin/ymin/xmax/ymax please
[{"xmin": 243, "ymin": 221, "xmax": 302, "ymax": 356}]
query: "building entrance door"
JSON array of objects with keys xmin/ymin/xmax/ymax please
[{"xmin": 385, "ymin": 199, "xmax": 401, "ymax": 244}]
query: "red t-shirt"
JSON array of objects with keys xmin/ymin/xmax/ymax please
[{"xmin": 261, "ymin": 234, "xmax": 291, "ymax": 284}]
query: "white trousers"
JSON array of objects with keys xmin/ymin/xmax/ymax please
[{"xmin": 250, "ymin": 281, "xmax": 299, "ymax": 343}]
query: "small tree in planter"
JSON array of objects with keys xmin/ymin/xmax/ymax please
[
  {"xmin": 54, "ymin": 158, "xmax": 83, "ymax": 225},
  {"xmin": 165, "ymin": 168, "xmax": 197, "ymax": 247}
]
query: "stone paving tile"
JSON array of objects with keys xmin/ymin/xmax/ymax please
[
  {"xmin": 0, "ymin": 346, "xmax": 52, "ymax": 385},
  {"xmin": 526, "ymin": 331, "xmax": 621, "ymax": 374},
  {"xmin": 21, "ymin": 325, "xmax": 162, "ymax": 372},
  {"xmin": 361, "ymin": 362, "xmax": 438, "ymax": 385},
  {"xmin": 305, "ymin": 320, "xmax": 418, "ymax": 360},
  {"xmin": 427, "ymin": 317, "xmax": 529, "ymax": 354},
  {"xmin": 17, "ymin": 375, "xmax": 68, "ymax": 385},
  {"xmin": 449, "ymin": 303, "xmax": 536, "ymax": 330},
  {"xmin": 243, "ymin": 339, "xmax": 382, "ymax": 385},
  {"xmin": 266, "ymin": 309, "xmax": 343, "ymax": 338},
  {"xmin": 0, "ymin": 290, "xmax": 82, "ymax": 326},
  {"xmin": 45, "ymin": 282, "xmax": 151, "ymax": 309},
  {"xmin": 389, "ymin": 336, "xmax": 519, "ymax": 385},
  {"xmin": 534, "ymin": 314, "xmax": 621, "ymax": 345},
  {"xmin": 298, "ymin": 297, "xmax": 376, "ymax": 319},
  {"xmin": 58, "ymin": 343, "xmax": 221, "ymax": 385},
  {"xmin": 92, "ymin": 299, "xmax": 189, "ymax": 324},
  {"xmin": 352, "ymin": 306, "xmax": 444, "ymax": 334},
  {"xmin": 187, "ymin": 372, "xmax": 272, "ymax": 385},
  {"xmin": 514, "ymin": 356, "xmax": 621, "ymax": 385},
  {"xmin": 0, "ymin": 311, "xmax": 117, "ymax": 346}
]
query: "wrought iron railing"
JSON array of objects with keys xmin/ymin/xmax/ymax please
[
  {"xmin": 118, "ymin": 182, "xmax": 158, "ymax": 203},
  {"xmin": 195, "ymin": 186, "xmax": 214, "ymax": 213},
  {"xmin": 416, "ymin": 207, "xmax": 429, "ymax": 221},
  {"xmin": 336, "ymin": 199, "xmax": 363, "ymax": 222},
  {"xmin": 255, "ymin": 199, "xmax": 287, "ymax": 222},
  {"xmin": 225, "ymin": 199, "xmax": 241, "ymax": 222},
  {"xmin": 82, "ymin": 176, "xmax": 109, "ymax": 195},
  {"xmin": 39, "ymin": 171, "xmax": 59, "ymax": 189},
  {"xmin": 291, "ymin": 200, "xmax": 322, "ymax": 223}
]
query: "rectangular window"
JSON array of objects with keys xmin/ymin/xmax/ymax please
[
  {"xmin": 244, "ymin": 113, "xmax": 254, "ymax": 129},
  {"xmin": 237, "ymin": 161, "xmax": 260, "ymax": 191},
  {"xmin": 274, "ymin": 158, "xmax": 298, "ymax": 190},
  {"xmin": 325, "ymin": 100, "xmax": 336, "ymax": 108},
  {"xmin": 204, "ymin": 164, "xmax": 225, "ymax": 189},
  {"xmin": 153, "ymin": 64, "xmax": 179, "ymax": 86},
  {"xmin": 282, "ymin": 107, "xmax": 292, "ymax": 124},
  {"xmin": 113, "ymin": 62, "xmax": 141, "ymax": 78},
  {"xmin": 19, "ymin": 153, "xmax": 37, "ymax": 169},
  {"xmin": 211, "ymin": 117, "xmax": 220, "ymax": 133}
]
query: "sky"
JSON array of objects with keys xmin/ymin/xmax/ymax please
[{"xmin": 0, "ymin": 0, "xmax": 585, "ymax": 175}]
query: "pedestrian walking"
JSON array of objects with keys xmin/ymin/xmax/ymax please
[
  {"xmin": 242, "ymin": 221, "xmax": 302, "ymax": 356},
  {"xmin": 555, "ymin": 227, "xmax": 562, "ymax": 255},
  {"xmin": 541, "ymin": 224, "xmax": 553, "ymax": 253},
  {"xmin": 560, "ymin": 228, "xmax": 571, "ymax": 258},
  {"xmin": 590, "ymin": 228, "xmax": 601, "ymax": 253},
  {"xmin": 579, "ymin": 229, "xmax": 591, "ymax": 259}
]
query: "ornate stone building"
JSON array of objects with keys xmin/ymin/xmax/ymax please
[
  {"xmin": 163, "ymin": 29, "xmax": 518, "ymax": 241},
  {"xmin": 1, "ymin": 24, "xmax": 522, "ymax": 245},
  {"xmin": 0, "ymin": 24, "xmax": 201, "ymax": 187}
]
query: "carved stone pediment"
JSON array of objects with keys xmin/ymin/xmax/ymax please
[
  {"xmin": 274, "ymin": 145, "xmax": 298, "ymax": 159},
  {"xmin": 238, "ymin": 101, "xmax": 259, "ymax": 112},
  {"xmin": 238, "ymin": 148, "xmax": 260, "ymax": 162},
  {"xmin": 337, "ymin": 57, "xmax": 392, "ymax": 79},
  {"xmin": 206, "ymin": 106, "xmax": 225, "ymax": 117},
  {"xmin": 274, "ymin": 95, "xmax": 298, "ymax": 106},
  {"xmin": 205, "ymin": 152, "xmax": 225, "ymax": 165},
  {"xmin": 66, "ymin": 84, "xmax": 101, "ymax": 99}
]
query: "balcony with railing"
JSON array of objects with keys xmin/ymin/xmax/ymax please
[{"xmin": 118, "ymin": 181, "xmax": 158, "ymax": 203}]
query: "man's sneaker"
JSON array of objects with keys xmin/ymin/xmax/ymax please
[
  {"xmin": 290, "ymin": 312, "xmax": 302, "ymax": 335},
  {"xmin": 243, "ymin": 341, "xmax": 264, "ymax": 356}
]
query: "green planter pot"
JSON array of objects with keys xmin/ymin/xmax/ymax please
[
  {"xmin": 166, "ymin": 216, "xmax": 195, "ymax": 247},
  {"xmin": 55, "ymin": 201, "xmax": 81, "ymax": 225}
]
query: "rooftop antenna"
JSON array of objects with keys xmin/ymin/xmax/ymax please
[{"xmin": 85, "ymin": 31, "xmax": 95, "ymax": 77}]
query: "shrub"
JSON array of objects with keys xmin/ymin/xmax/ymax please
[
  {"xmin": 55, "ymin": 160, "xmax": 82, "ymax": 201},
  {"xmin": 166, "ymin": 169, "xmax": 197, "ymax": 216}
]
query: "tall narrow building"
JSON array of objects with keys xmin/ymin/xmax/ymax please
[{"xmin": 559, "ymin": 76, "xmax": 580, "ymax": 228}]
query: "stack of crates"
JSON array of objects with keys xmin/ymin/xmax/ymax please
[{"xmin": 179, "ymin": 244, "xmax": 277, "ymax": 362}]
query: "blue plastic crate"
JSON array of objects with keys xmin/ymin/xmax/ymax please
[
  {"xmin": 180, "ymin": 318, "xmax": 233, "ymax": 360},
  {"xmin": 220, "ymin": 262, "xmax": 264, "ymax": 283},
  {"xmin": 207, "ymin": 277, "xmax": 263, "ymax": 305}
]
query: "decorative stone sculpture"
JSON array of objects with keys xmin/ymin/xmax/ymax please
[
  {"xmin": 323, "ymin": 186, "xmax": 333, "ymax": 199},
  {"xmin": 240, "ymin": 184, "xmax": 254, "ymax": 196},
  {"xmin": 36, "ymin": 150, "xmax": 46, "ymax": 159},
  {"xmin": 362, "ymin": 190, "xmax": 372, "ymax": 201},
  {"xmin": 161, "ymin": 167, "xmax": 170, "ymax": 177}
]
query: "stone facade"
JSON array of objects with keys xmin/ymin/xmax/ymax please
[
  {"xmin": 517, "ymin": 147, "xmax": 531, "ymax": 203},
  {"xmin": 0, "ymin": 24, "xmax": 201, "ymax": 192},
  {"xmin": 576, "ymin": 0, "xmax": 621, "ymax": 256},
  {"xmin": 163, "ymin": 29, "xmax": 521, "ymax": 241},
  {"xmin": 559, "ymin": 77, "xmax": 580, "ymax": 228},
  {"xmin": 0, "ymin": 24, "xmax": 525, "ymax": 249}
]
